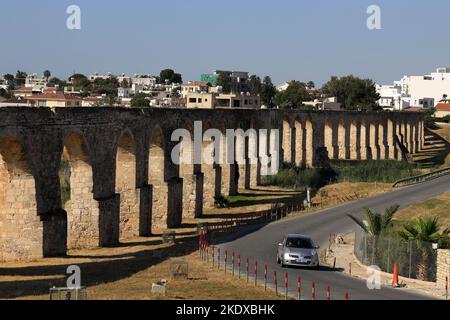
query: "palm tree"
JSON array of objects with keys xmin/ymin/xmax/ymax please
[
  {"xmin": 347, "ymin": 204, "xmax": 400, "ymax": 237},
  {"xmin": 347, "ymin": 205, "xmax": 400, "ymax": 264},
  {"xmin": 399, "ymin": 216, "xmax": 450, "ymax": 281}
]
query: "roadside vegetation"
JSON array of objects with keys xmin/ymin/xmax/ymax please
[{"xmin": 262, "ymin": 160, "xmax": 419, "ymax": 191}]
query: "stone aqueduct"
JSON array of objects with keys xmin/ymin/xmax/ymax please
[{"xmin": 0, "ymin": 107, "xmax": 424, "ymax": 262}]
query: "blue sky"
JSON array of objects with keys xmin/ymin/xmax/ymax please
[{"xmin": 1, "ymin": 0, "xmax": 450, "ymax": 86}]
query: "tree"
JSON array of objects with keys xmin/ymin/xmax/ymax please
[
  {"xmin": 322, "ymin": 75, "xmax": 381, "ymax": 111},
  {"xmin": 249, "ymin": 75, "xmax": 262, "ymax": 96},
  {"xmin": 70, "ymin": 74, "xmax": 91, "ymax": 93},
  {"xmin": 260, "ymin": 76, "xmax": 277, "ymax": 107},
  {"xmin": 347, "ymin": 205, "xmax": 400, "ymax": 237},
  {"xmin": 43, "ymin": 70, "xmax": 51, "ymax": 81},
  {"xmin": 48, "ymin": 77, "xmax": 67, "ymax": 88},
  {"xmin": 171, "ymin": 87, "xmax": 181, "ymax": 98},
  {"xmin": 274, "ymin": 81, "xmax": 310, "ymax": 109},
  {"xmin": 306, "ymin": 81, "xmax": 315, "ymax": 89},
  {"xmin": 159, "ymin": 69, "xmax": 175, "ymax": 84},
  {"xmin": 171, "ymin": 73, "xmax": 182, "ymax": 84},
  {"xmin": 91, "ymin": 77, "xmax": 119, "ymax": 96},
  {"xmin": 131, "ymin": 93, "xmax": 150, "ymax": 108},
  {"xmin": 0, "ymin": 88, "xmax": 12, "ymax": 99},
  {"xmin": 15, "ymin": 70, "xmax": 27, "ymax": 86},
  {"xmin": 217, "ymin": 72, "xmax": 231, "ymax": 94},
  {"xmin": 159, "ymin": 69, "xmax": 182, "ymax": 84},
  {"xmin": 399, "ymin": 216, "xmax": 450, "ymax": 280},
  {"xmin": 3, "ymin": 74, "xmax": 15, "ymax": 90},
  {"xmin": 347, "ymin": 204, "xmax": 400, "ymax": 265}
]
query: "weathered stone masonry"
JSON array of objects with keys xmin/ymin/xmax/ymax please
[{"xmin": 0, "ymin": 108, "xmax": 423, "ymax": 261}]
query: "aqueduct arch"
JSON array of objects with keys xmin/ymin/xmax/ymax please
[
  {"xmin": 115, "ymin": 130, "xmax": 139, "ymax": 240},
  {"xmin": 0, "ymin": 107, "xmax": 424, "ymax": 261},
  {"xmin": 62, "ymin": 132, "xmax": 99, "ymax": 247},
  {"xmin": 148, "ymin": 126, "xmax": 169, "ymax": 231}
]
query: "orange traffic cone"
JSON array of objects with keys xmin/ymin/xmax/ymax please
[{"xmin": 392, "ymin": 262, "xmax": 399, "ymax": 287}]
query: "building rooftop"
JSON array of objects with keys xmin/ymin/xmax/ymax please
[{"xmin": 436, "ymin": 103, "xmax": 450, "ymax": 111}]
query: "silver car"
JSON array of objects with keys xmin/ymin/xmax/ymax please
[{"xmin": 277, "ymin": 234, "xmax": 320, "ymax": 268}]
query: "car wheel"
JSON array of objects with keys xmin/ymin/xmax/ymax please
[{"xmin": 277, "ymin": 256, "xmax": 281, "ymax": 264}]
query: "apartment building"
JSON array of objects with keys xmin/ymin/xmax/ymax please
[
  {"xmin": 186, "ymin": 92, "xmax": 260, "ymax": 109},
  {"xmin": 181, "ymin": 81, "xmax": 209, "ymax": 98},
  {"xmin": 377, "ymin": 67, "xmax": 450, "ymax": 110},
  {"xmin": 25, "ymin": 93, "xmax": 82, "ymax": 107}
]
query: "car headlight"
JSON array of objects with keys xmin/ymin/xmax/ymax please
[{"xmin": 284, "ymin": 253, "xmax": 291, "ymax": 259}]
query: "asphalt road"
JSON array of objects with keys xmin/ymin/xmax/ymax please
[{"xmin": 217, "ymin": 174, "xmax": 450, "ymax": 300}]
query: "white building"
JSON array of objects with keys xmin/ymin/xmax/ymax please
[
  {"xmin": 378, "ymin": 67, "xmax": 450, "ymax": 110},
  {"xmin": 376, "ymin": 84, "xmax": 410, "ymax": 111},
  {"xmin": 25, "ymin": 74, "xmax": 48, "ymax": 89},
  {"xmin": 131, "ymin": 75, "xmax": 158, "ymax": 87},
  {"xmin": 89, "ymin": 72, "xmax": 113, "ymax": 81}
]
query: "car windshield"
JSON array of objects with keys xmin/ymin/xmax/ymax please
[{"xmin": 285, "ymin": 237, "xmax": 314, "ymax": 249}]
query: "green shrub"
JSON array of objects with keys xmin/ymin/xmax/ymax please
[
  {"xmin": 214, "ymin": 194, "xmax": 230, "ymax": 208},
  {"xmin": 263, "ymin": 160, "xmax": 419, "ymax": 189}
]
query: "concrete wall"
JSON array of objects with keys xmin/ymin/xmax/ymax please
[{"xmin": 0, "ymin": 107, "xmax": 424, "ymax": 261}]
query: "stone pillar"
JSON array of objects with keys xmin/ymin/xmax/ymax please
[
  {"xmin": 238, "ymin": 159, "xmax": 250, "ymax": 189},
  {"xmin": 167, "ymin": 177, "xmax": 183, "ymax": 228},
  {"xmin": 150, "ymin": 181, "xmax": 169, "ymax": 230},
  {"xmin": 202, "ymin": 163, "xmax": 216, "ymax": 208},
  {"xmin": 360, "ymin": 122, "xmax": 369, "ymax": 160},
  {"xmin": 349, "ymin": 122, "xmax": 359, "ymax": 160},
  {"xmin": 311, "ymin": 120, "xmax": 325, "ymax": 167},
  {"xmin": 249, "ymin": 129, "xmax": 260, "ymax": 188},
  {"xmin": 42, "ymin": 209, "xmax": 67, "ymax": 258},
  {"xmin": 282, "ymin": 120, "xmax": 292, "ymax": 163},
  {"xmin": 221, "ymin": 163, "xmax": 237, "ymax": 196},
  {"xmin": 269, "ymin": 127, "xmax": 281, "ymax": 174},
  {"xmin": 387, "ymin": 120, "xmax": 397, "ymax": 160},
  {"xmin": 98, "ymin": 194, "xmax": 120, "ymax": 246},
  {"xmin": 370, "ymin": 124, "xmax": 380, "ymax": 160},
  {"xmin": 403, "ymin": 121, "xmax": 410, "ymax": 153},
  {"xmin": 420, "ymin": 120, "xmax": 425, "ymax": 150},
  {"xmin": 138, "ymin": 185, "xmax": 152, "ymax": 236},
  {"xmin": 418, "ymin": 120, "xmax": 424, "ymax": 151},
  {"xmin": 337, "ymin": 121, "xmax": 347, "ymax": 160},
  {"xmin": 379, "ymin": 122, "xmax": 387, "ymax": 160},
  {"xmin": 294, "ymin": 121, "xmax": 304, "ymax": 167},
  {"xmin": 331, "ymin": 121, "xmax": 339, "ymax": 160},
  {"xmin": 408, "ymin": 122, "xmax": 414, "ymax": 154},
  {"xmin": 181, "ymin": 173, "xmax": 203, "ymax": 219},
  {"xmin": 412, "ymin": 122, "xmax": 419, "ymax": 154},
  {"xmin": 260, "ymin": 128, "xmax": 271, "ymax": 176}
]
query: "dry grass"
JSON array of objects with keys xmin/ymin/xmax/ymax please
[
  {"xmin": 314, "ymin": 182, "xmax": 392, "ymax": 201},
  {"xmin": 1, "ymin": 233, "xmax": 282, "ymax": 300},
  {"xmin": 394, "ymin": 190, "xmax": 450, "ymax": 230}
]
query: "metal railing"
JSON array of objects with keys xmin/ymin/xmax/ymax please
[
  {"xmin": 201, "ymin": 203, "xmax": 306, "ymax": 234},
  {"xmin": 392, "ymin": 166, "xmax": 450, "ymax": 188},
  {"xmin": 354, "ymin": 226, "xmax": 438, "ymax": 282}
]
